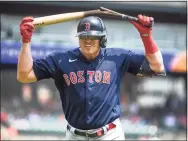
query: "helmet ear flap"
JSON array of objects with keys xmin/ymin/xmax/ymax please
[{"xmin": 100, "ymin": 35, "xmax": 107, "ymax": 48}]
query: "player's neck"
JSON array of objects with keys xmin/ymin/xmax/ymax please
[
  {"xmin": 85, "ymin": 51, "xmax": 100, "ymax": 60},
  {"xmin": 80, "ymin": 48, "xmax": 100, "ymax": 61}
]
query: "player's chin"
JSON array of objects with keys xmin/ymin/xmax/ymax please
[{"xmin": 85, "ymin": 50, "xmax": 94, "ymax": 55}]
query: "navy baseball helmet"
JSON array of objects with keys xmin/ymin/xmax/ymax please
[{"xmin": 76, "ymin": 16, "xmax": 107, "ymax": 48}]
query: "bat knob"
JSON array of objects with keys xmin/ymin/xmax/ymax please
[
  {"xmin": 146, "ymin": 19, "xmax": 154, "ymax": 28},
  {"xmin": 150, "ymin": 20, "xmax": 154, "ymax": 26},
  {"xmin": 138, "ymin": 19, "xmax": 155, "ymax": 28}
]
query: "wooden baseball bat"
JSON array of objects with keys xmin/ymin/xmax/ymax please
[{"xmin": 33, "ymin": 9, "xmax": 102, "ymax": 28}]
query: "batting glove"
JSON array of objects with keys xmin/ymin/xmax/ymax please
[
  {"xmin": 130, "ymin": 15, "xmax": 158, "ymax": 54},
  {"xmin": 19, "ymin": 17, "xmax": 34, "ymax": 43},
  {"xmin": 130, "ymin": 14, "xmax": 153, "ymax": 37}
]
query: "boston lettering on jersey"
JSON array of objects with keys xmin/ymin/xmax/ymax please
[{"xmin": 63, "ymin": 70, "xmax": 111, "ymax": 86}]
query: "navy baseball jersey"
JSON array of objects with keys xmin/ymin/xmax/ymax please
[{"xmin": 33, "ymin": 47, "xmax": 145, "ymax": 130}]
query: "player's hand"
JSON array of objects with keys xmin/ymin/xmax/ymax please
[
  {"xmin": 19, "ymin": 17, "xmax": 34, "ymax": 43},
  {"xmin": 130, "ymin": 14, "xmax": 153, "ymax": 36}
]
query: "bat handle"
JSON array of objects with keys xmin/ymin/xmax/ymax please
[
  {"xmin": 122, "ymin": 15, "xmax": 154, "ymax": 28},
  {"xmin": 122, "ymin": 15, "xmax": 138, "ymax": 22}
]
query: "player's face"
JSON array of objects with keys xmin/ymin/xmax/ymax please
[{"xmin": 79, "ymin": 36, "xmax": 100, "ymax": 59}]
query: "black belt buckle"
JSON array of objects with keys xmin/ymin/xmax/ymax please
[
  {"xmin": 86, "ymin": 132, "xmax": 96, "ymax": 138},
  {"xmin": 74, "ymin": 129, "xmax": 99, "ymax": 138},
  {"xmin": 88, "ymin": 132, "xmax": 102, "ymax": 138}
]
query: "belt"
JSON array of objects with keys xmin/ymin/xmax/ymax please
[{"xmin": 67, "ymin": 122, "xmax": 116, "ymax": 138}]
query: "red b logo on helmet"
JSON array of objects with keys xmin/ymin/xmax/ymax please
[{"xmin": 85, "ymin": 23, "xmax": 90, "ymax": 31}]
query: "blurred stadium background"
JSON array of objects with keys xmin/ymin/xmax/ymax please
[{"xmin": 0, "ymin": 1, "xmax": 187, "ymax": 140}]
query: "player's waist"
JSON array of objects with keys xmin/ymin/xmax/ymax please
[
  {"xmin": 67, "ymin": 118, "xmax": 121, "ymax": 138},
  {"xmin": 65, "ymin": 105, "xmax": 121, "ymax": 129}
]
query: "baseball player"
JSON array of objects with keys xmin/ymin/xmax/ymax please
[{"xmin": 18, "ymin": 15, "xmax": 165, "ymax": 140}]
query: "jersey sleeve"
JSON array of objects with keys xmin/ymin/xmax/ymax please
[
  {"xmin": 33, "ymin": 52, "xmax": 59, "ymax": 81},
  {"xmin": 121, "ymin": 50, "xmax": 145, "ymax": 75}
]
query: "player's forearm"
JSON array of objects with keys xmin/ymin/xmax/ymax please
[
  {"xmin": 17, "ymin": 43, "xmax": 33, "ymax": 80},
  {"xmin": 145, "ymin": 50, "xmax": 165, "ymax": 72},
  {"xmin": 140, "ymin": 32, "xmax": 165, "ymax": 73}
]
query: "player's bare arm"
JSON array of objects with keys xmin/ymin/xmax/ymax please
[
  {"xmin": 17, "ymin": 17, "xmax": 37, "ymax": 83},
  {"xmin": 130, "ymin": 15, "xmax": 165, "ymax": 73},
  {"xmin": 145, "ymin": 51, "xmax": 164, "ymax": 72}
]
